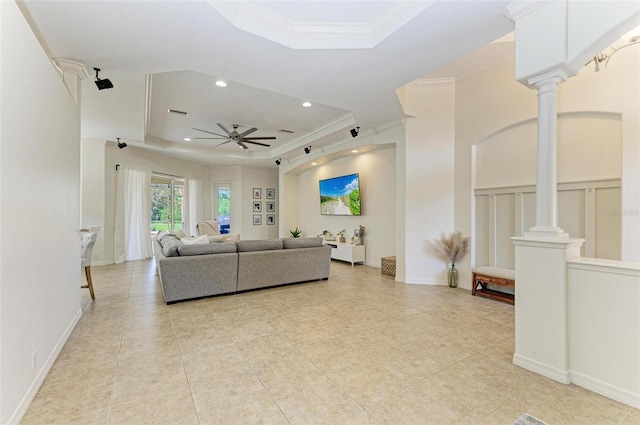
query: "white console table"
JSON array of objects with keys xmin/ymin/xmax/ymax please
[{"xmin": 324, "ymin": 242, "xmax": 365, "ymax": 266}]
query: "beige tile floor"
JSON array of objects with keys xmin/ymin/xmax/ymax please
[{"xmin": 21, "ymin": 259, "xmax": 640, "ymax": 425}]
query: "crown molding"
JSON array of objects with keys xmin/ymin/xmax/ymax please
[
  {"xmin": 411, "ymin": 77, "xmax": 456, "ymax": 87},
  {"xmin": 504, "ymin": 0, "xmax": 553, "ymax": 23},
  {"xmin": 207, "ymin": 1, "xmax": 434, "ymax": 49}
]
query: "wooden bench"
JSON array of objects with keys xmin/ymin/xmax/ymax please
[{"xmin": 472, "ymin": 266, "xmax": 515, "ymax": 305}]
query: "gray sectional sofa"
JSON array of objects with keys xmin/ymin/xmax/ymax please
[{"xmin": 153, "ymin": 234, "xmax": 331, "ymax": 303}]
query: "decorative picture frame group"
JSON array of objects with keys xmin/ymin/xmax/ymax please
[{"xmin": 252, "ymin": 188, "xmax": 276, "ymax": 225}]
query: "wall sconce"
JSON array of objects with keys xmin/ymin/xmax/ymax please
[{"xmin": 304, "ymin": 146, "xmax": 312, "ymax": 154}]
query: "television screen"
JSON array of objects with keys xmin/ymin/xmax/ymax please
[{"xmin": 319, "ymin": 173, "xmax": 361, "ymax": 216}]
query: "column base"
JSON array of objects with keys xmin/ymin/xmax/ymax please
[{"xmin": 525, "ymin": 226, "xmax": 568, "ymax": 240}]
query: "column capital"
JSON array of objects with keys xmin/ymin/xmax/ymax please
[{"xmin": 528, "ymin": 69, "xmax": 568, "ymax": 90}]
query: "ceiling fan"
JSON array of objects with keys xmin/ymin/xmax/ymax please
[{"xmin": 192, "ymin": 124, "xmax": 275, "ymax": 150}]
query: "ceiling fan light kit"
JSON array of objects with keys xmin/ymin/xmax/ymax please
[{"xmin": 192, "ymin": 124, "xmax": 275, "ymax": 150}]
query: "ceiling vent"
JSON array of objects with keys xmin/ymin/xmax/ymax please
[{"xmin": 167, "ymin": 109, "xmax": 189, "ymax": 116}]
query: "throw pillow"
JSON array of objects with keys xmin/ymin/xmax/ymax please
[
  {"xmin": 161, "ymin": 238, "xmax": 183, "ymax": 257},
  {"xmin": 208, "ymin": 235, "xmax": 225, "ymax": 243},
  {"xmin": 283, "ymin": 237, "xmax": 323, "ymax": 249},
  {"xmin": 181, "ymin": 235, "xmax": 209, "ymax": 245},
  {"xmin": 158, "ymin": 234, "xmax": 178, "ymax": 247},
  {"xmin": 178, "ymin": 243, "xmax": 237, "ymax": 256}
]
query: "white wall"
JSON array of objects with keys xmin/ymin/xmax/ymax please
[
  {"xmin": 1, "ymin": 2, "xmax": 82, "ymax": 422},
  {"xmin": 475, "ymin": 113, "xmax": 622, "ymax": 188},
  {"xmin": 81, "ymin": 138, "xmax": 106, "ymax": 264},
  {"xmin": 401, "ymin": 80, "xmax": 456, "ymax": 284},
  {"xmin": 567, "ymin": 258, "xmax": 640, "ymax": 408},
  {"xmin": 297, "ymin": 149, "xmax": 396, "ymax": 267},
  {"xmin": 239, "ymin": 167, "xmax": 279, "ymax": 240}
]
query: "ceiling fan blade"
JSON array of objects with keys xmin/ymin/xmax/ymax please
[
  {"xmin": 238, "ymin": 127, "xmax": 257, "ymax": 138},
  {"xmin": 216, "ymin": 140, "xmax": 233, "ymax": 147},
  {"xmin": 191, "ymin": 127, "xmax": 227, "ymax": 137},
  {"xmin": 217, "ymin": 123, "xmax": 232, "ymax": 137},
  {"xmin": 243, "ymin": 136, "xmax": 277, "ymax": 140},
  {"xmin": 244, "ymin": 141, "xmax": 271, "ymax": 147},
  {"xmin": 237, "ymin": 141, "xmax": 249, "ymax": 150}
]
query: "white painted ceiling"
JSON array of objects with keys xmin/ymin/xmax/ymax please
[{"xmin": 21, "ymin": 0, "xmax": 514, "ymax": 167}]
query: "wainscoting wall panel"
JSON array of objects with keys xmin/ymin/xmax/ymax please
[{"xmin": 475, "ymin": 180, "xmax": 621, "ymax": 269}]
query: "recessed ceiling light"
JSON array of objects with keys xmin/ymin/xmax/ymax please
[
  {"xmin": 215, "ymin": 80, "xmax": 228, "ymax": 88},
  {"xmin": 311, "ymin": 162, "xmax": 317, "ymax": 166},
  {"xmin": 184, "ymin": 138, "xmax": 191, "ymax": 142},
  {"xmin": 352, "ymin": 150, "xmax": 359, "ymax": 153},
  {"xmin": 302, "ymin": 101, "xmax": 312, "ymax": 108}
]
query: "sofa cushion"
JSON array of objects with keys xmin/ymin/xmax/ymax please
[
  {"xmin": 178, "ymin": 243, "xmax": 237, "ymax": 256},
  {"xmin": 283, "ymin": 237, "xmax": 324, "ymax": 249},
  {"xmin": 208, "ymin": 235, "xmax": 225, "ymax": 243},
  {"xmin": 162, "ymin": 238, "xmax": 183, "ymax": 257},
  {"xmin": 236, "ymin": 239, "xmax": 283, "ymax": 252},
  {"xmin": 181, "ymin": 235, "xmax": 209, "ymax": 245},
  {"xmin": 156, "ymin": 230, "xmax": 169, "ymax": 241}
]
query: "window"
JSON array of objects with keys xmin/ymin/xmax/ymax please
[
  {"xmin": 214, "ymin": 184, "xmax": 231, "ymax": 234},
  {"xmin": 150, "ymin": 174, "xmax": 184, "ymax": 233}
]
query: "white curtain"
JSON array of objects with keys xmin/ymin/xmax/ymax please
[
  {"xmin": 114, "ymin": 166, "xmax": 152, "ymax": 263},
  {"xmin": 184, "ymin": 178, "xmax": 202, "ymax": 236}
]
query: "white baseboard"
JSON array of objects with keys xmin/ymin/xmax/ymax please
[
  {"xmin": 7, "ymin": 308, "xmax": 83, "ymax": 425},
  {"xmin": 570, "ymin": 371, "xmax": 640, "ymax": 409},
  {"xmin": 513, "ymin": 353, "xmax": 571, "ymax": 384}
]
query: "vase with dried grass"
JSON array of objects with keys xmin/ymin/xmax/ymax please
[{"xmin": 432, "ymin": 231, "xmax": 470, "ymax": 288}]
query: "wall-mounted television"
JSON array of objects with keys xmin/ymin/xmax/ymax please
[{"xmin": 319, "ymin": 173, "xmax": 361, "ymax": 216}]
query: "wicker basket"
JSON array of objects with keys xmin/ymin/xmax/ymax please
[{"xmin": 381, "ymin": 256, "xmax": 396, "ymax": 277}]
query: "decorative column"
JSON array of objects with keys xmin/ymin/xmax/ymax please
[
  {"xmin": 512, "ymin": 69, "xmax": 584, "ymax": 385},
  {"xmin": 525, "ymin": 70, "xmax": 568, "ymax": 240}
]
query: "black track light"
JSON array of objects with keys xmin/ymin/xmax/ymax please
[
  {"xmin": 304, "ymin": 146, "xmax": 312, "ymax": 155},
  {"xmin": 275, "ymin": 159, "xmax": 281, "ymax": 166},
  {"xmin": 116, "ymin": 138, "xmax": 128, "ymax": 149},
  {"xmin": 350, "ymin": 127, "xmax": 360, "ymax": 138},
  {"xmin": 94, "ymin": 67, "xmax": 113, "ymax": 90}
]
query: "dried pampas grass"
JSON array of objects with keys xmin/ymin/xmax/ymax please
[{"xmin": 432, "ymin": 231, "xmax": 470, "ymax": 266}]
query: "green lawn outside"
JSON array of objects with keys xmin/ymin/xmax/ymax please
[{"xmin": 151, "ymin": 221, "xmax": 182, "ymax": 232}]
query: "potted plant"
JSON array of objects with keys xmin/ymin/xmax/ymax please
[
  {"xmin": 337, "ymin": 229, "xmax": 346, "ymax": 243},
  {"xmin": 290, "ymin": 227, "xmax": 302, "ymax": 238},
  {"xmin": 432, "ymin": 231, "xmax": 470, "ymax": 288}
]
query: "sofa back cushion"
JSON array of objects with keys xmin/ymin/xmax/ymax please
[
  {"xmin": 162, "ymin": 238, "xmax": 183, "ymax": 257},
  {"xmin": 236, "ymin": 239, "xmax": 283, "ymax": 252},
  {"xmin": 282, "ymin": 237, "xmax": 324, "ymax": 249},
  {"xmin": 180, "ymin": 235, "xmax": 209, "ymax": 245},
  {"xmin": 178, "ymin": 243, "xmax": 237, "ymax": 256}
]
